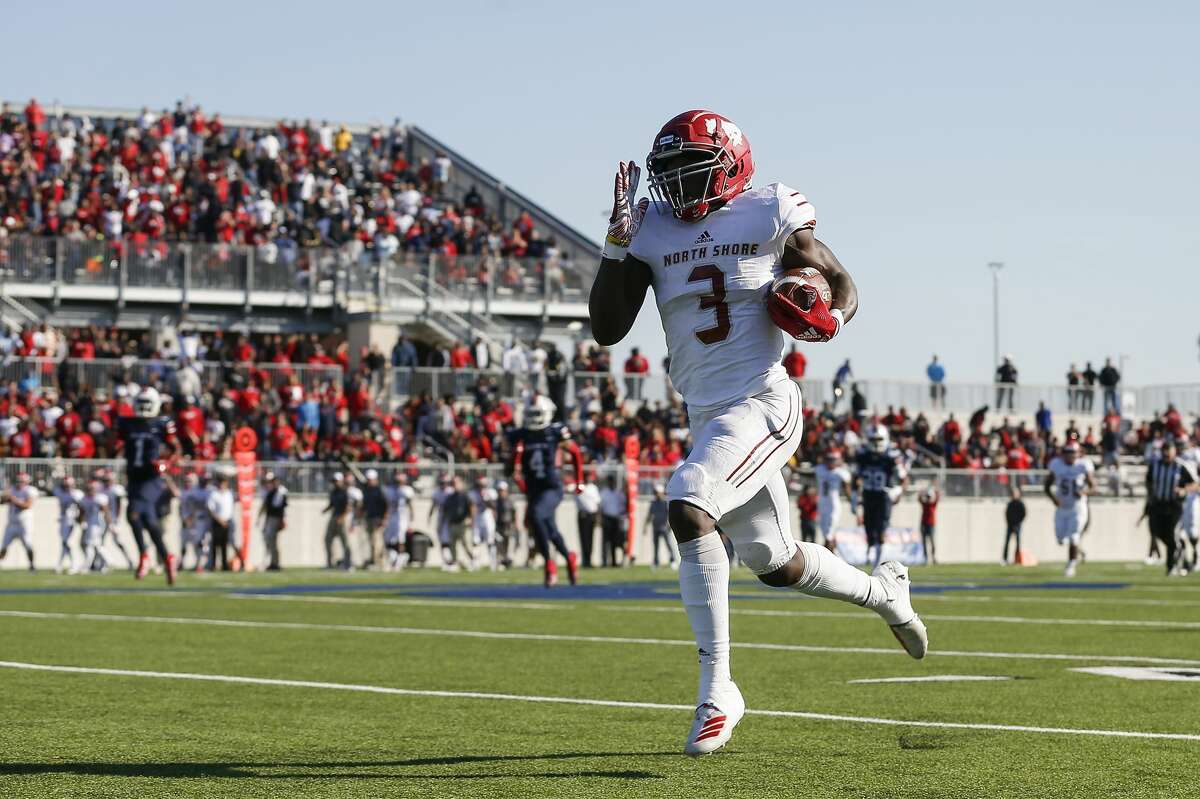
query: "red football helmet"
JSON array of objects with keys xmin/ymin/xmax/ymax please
[{"xmin": 645, "ymin": 110, "xmax": 754, "ymax": 222}]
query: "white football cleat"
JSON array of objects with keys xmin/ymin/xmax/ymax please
[
  {"xmin": 871, "ymin": 561, "xmax": 928, "ymax": 660},
  {"xmin": 1064, "ymin": 560, "xmax": 1077, "ymax": 578},
  {"xmin": 684, "ymin": 682, "xmax": 745, "ymax": 757}
]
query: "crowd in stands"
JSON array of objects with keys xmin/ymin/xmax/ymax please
[
  {"xmin": 0, "ymin": 98, "xmax": 576, "ymax": 296},
  {"xmin": 3, "ymin": 323, "xmax": 1197, "ymax": 489}
]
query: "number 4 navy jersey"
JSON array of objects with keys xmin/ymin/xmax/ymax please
[
  {"xmin": 117, "ymin": 416, "xmax": 175, "ymax": 483},
  {"xmin": 513, "ymin": 424, "xmax": 569, "ymax": 495},
  {"xmin": 856, "ymin": 448, "xmax": 901, "ymax": 499}
]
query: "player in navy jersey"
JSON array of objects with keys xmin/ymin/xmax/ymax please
[
  {"xmin": 510, "ymin": 396, "xmax": 583, "ymax": 587},
  {"xmin": 116, "ymin": 387, "xmax": 179, "ymax": 585},
  {"xmin": 854, "ymin": 427, "xmax": 907, "ymax": 570}
]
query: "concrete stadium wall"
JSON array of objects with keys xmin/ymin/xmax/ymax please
[{"xmin": 3, "ymin": 493, "xmax": 1151, "ymax": 571}]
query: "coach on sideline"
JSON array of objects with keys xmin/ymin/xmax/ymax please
[{"xmin": 1146, "ymin": 440, "xmax": 1194, "ymax": 575}]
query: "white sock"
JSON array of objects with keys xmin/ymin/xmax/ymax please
[
  {"xmin": 790, "ymin": 541, "xmax": 894, "ymax": 615},
  {"xmin": 678, "ymin": 533, "xmax": 731, "ymax": 703}
]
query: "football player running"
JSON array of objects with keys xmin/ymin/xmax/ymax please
[
  {"xmin": 1044, "ymin": 440, "xmax": 1094, "ymax": 577},
  {"xmin": 589, "ymin": 110, "xmax": 927, "ymax": 757},
  {"xmin": 854, "ymin": 427, "xmax": 909, "ymax": 570},
  {"xmin": 509, "ymin": 395, "xmax": 583, "ymax": 587},
  {"xmin": 53, "ymin": 475, "xmax": 84, "ymax": 574},
  {"xmin": 1, "ymin": 472, "xmax": 39, "ymax": 571},
  {"xmin": 814, "ymin": 449, "xmax": 852, "ymax": 551},
  {"xmin": 116, "ymin": 387, "xmax": 180, "ymax": 585}
]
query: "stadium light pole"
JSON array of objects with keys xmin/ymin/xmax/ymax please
[{"xmin": 987, "ymin": 262, "xmax": 1004, "ymax": 369}]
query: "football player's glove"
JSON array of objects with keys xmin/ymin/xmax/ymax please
[
  {"xmin": 767, "ymin": 283, "xmax": 844, "ymax": 343},
  {"xmin": 603, "ymin": 161, "xmax": 648, "ymax": 260}
]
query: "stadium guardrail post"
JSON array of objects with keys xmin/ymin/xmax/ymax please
[
  {"xmin": 117, "ymin": 237, "xmax": 127, "ymax": 310},
  {"xmin": 244, "ymin": 247, "xmax": 254, "ymax": 315},
  {"xmin": 377, "ymin": 255, "xmax": 387, "ymax": 311},
  {"xmin": 181, "ymin": 243, "xmax": 191, "ymax": 314},
  {"xmin": 52, "ymin": 238, "xmax": 63, "ymax": 307},
  {"xmin": 424, "ymin": 255, "xmax": 435, "ymax": 314}
]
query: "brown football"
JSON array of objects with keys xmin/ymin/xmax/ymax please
[{"xmin": 770, "ymin": 267, "xmax": 832, "ymax": 310}]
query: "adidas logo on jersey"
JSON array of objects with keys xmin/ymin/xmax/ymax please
[{"xmin": 694, "ymin": 230, "xmax": 713, "ymax": 245}]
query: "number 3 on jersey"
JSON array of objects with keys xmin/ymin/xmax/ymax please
[{"xmin": 688, "ymin": 264, "xmax": 731, "ymax": 345}]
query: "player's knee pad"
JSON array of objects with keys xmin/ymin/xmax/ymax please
[
  {"xmin": 667, "ymin": 462, "xmax": 721, "ymax": 521},
  {"xmin": 734, "ymin": 535, "xmax": 798, "ymax": 576}
]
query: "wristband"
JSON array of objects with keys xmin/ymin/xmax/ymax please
[
  {"xmin": 829, "ymin": 308, "xmax": 844, "ymax": 338},
  {"xmin": 602, "ymin": 239, "xmax": 629, "ymax": 261}
]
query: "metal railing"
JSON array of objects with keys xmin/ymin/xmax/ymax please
[
  {"xmin": 832, "ymin": 378, "xmax": 1188, "ymax": 417},
  {"xmin": 0, "ymin": 459, "xmax": 1145, "ymax": 501},
  {"xmin": 0, "ymin": 234, "xmax": 592, "ymax": 317},
  {"xmin": 0, "ymin": 357, "xmax": 343, "ymax": 395},
  {"xmin": 3, "ymin": 352, "xmax": 1197, "ymax": 421}
]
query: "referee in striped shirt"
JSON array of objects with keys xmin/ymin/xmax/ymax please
[{"xmin": 1146, "ymin": 441, "xmax": 1195, "ymax": 575}]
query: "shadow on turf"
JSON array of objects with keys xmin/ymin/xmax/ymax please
[{"xmin": 0, "ymin": 752, "xmax": 680, "ymax": 781}]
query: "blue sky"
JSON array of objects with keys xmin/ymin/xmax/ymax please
[{"xmin": 5, "ymin": 0, "xmax": 1197, "ymax": 385}]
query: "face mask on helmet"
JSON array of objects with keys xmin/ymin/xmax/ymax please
[
  {"xmin": 136, "ymin": 389, "xmax": 161, "ymax": 418},
  {"xmin": 869, "ymin": 431, "xmax": 890, "ymax": 453},
  {"xmin": 525, "ymin": 398, "xmax": 556, "ymax": 431},
  {"xmin": 646, "ymin": 147, "xmax": 725, "ymax": 219}
]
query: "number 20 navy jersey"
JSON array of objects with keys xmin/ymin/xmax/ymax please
[
  {"xmin": 512, "ymin": 424, "xmax": 569, "ymax": 495},
  {"xmin": 855, "ymin": 448, "xmax": 901, "ymax": 497},
  {"xmin": 117, "ymin": 416, "xmax": 174, "ymax": 483}
]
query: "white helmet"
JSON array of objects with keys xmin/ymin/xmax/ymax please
[
  {"xmin": 135, "ymin": 387, "xmax": 162, "ymax": 418},
  {"xmin": 525, "ymin": 395, "xmax": 556, "ymax": 431},
  {"xmin": 867, "ymin": 426, "xmax": 890, "ymax": 453}
]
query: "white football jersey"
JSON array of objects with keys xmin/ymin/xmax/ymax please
[
  {"xmin": 1048, "ymin": 457, "xmax": 1094, "ymax": 510},
  {"xmin": 81, "ymin": 492, "xmax": 110, "ymax": 527},
  {"xmin": 55, "ymin": 486, "xmax": 84, "ymax": 521},
  {"xmin": 1181, "ymin": 448, "xmax": 1199, "ymax": 508},
  {"xmin": 469, "ymin": 487, "xmax": 498, "ymax": 527},
  {"xmin": 106, "ymin": 483, "xmax": 127, "ymax": 515},
  {"xmin": 814, "ymin": 464, "xmax": 851, "ymax": 504},
  {"xmin": 629, "ymin": 183, "xmax": 817, "ymax": 410},
  {"xmin": 6, "ymin": 486, "xmax": 38, "ymax": 527}
]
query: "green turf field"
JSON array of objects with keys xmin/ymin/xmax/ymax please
[{"xmin": 0, "ymin": 562, "xmax": 1197, "ymax": 798}]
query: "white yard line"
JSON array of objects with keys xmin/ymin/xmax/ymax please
[
  {"xmin": 227, "ymin": 592, "xmax": 1200, "ymax": 623},
  {"xmin": 228, "ymin": 593, "xmax": 570, "ymax": 611},
  {"xmin": 912, "ymin": 594, "xmax": 1200, "ymax": 608},
  {"xmin": 0, "ymin": 659, "xmax": 1197, "ymax": 742},
  {"xmin": 597, "ymin": 604, "xmax": 1200, "ymax": 628},
  {"xmin": 4, "ymin": 609, "xmax": 1200, "ymax": 667},
  {"xmin": 848, "ymin": 675, "xmax": 1014, "ymax": 684}
]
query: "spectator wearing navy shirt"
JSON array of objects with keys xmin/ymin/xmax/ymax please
[
  {"xmin": 1098, "ymin": 358, "xmax": 1121, "ymax": 415},
  {"xmin": 1036, "ymin": 401, "xmax": 1053, "ymax": 441},
  {"xmin": 995, "ymin": 355, "xmax": 1018, "ymax": 411}
]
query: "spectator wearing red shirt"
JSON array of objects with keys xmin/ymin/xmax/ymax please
[
  {"xmin": 55, "ymin": 401, "xmax": 82, "ymax": 440},
  {"xmin": 347, "ymin": 378, "xmax": 372, "ymax": 421},
  {"xmin": 449, "ymin": 340, "xmax": 474, "ymax": 369},
  {"xmin": 592, "ymin": 412, "xmax": 619, "ymax": 457},
  {"xmin": 67, "ymin": 430, "xmax": 96, "ymax": 459},
  {"xmin": 235, "ymin": 383, "xmax": 262, "ymax": 417},
  {"xmin": 235, "ymin": 337, "xmax": 256, "ymax": 364},
  {"xmin": 9, "ymin": 420, "xmax": 33, "ymax": 457},
  {"xmin": 176, "ymin": 398, "xmax": 205, "ymax": 455},
  {"xmin": 797, "ymin": 484, "xmax": 819, "ymax": 543},
  {"xmin": 941, "ymin": 413, "xmax": 962, "ymax": 456},
  {"xmin": 269, "ymin": 412, "xmax": 298, "ymax": 459},
  {"xmin": 783, "ymin": 344, "xmax": 807, "ymax": 379},
  {"xmin": 918, "ymin": 483, "xmax": 940, "ymax": 564},
  {"xmin": 24, "ymin": 98, "xmax": 45, "ymax": 130},
  {"xmin": 623, "ymin": 347, "xmax": 650, "ymax": 403}
]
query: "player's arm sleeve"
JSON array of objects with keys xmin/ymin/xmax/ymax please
[
  {"xmin": 511, "ymin": 439, "xmax": 527, "ymax": 493},
  {"xmin": 563, "ymin": 439, "xmax": 584, "ymax": 486},
  {"xmin": 770, "ymin": 184, "xmax": 817, "ymax": 254}
]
